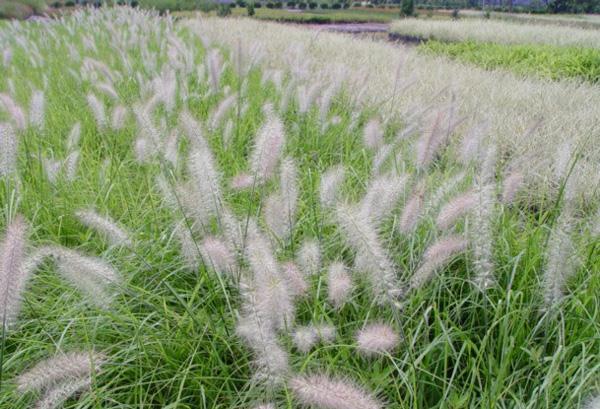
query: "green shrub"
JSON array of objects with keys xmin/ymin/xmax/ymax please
[
  {"xmin": 320, "ymin": 2, "xmax": 329, "ymax": 8},
  {"xmin": 236, "ymin": 0, "xmax": 246, "ymax": 6},
  {"xmin": 246, "ymin": 1, "xmax": 254, "ymax": 14},
  {"xmin": 308, "ymin": 1, "xmax": 317, "ymax": 7},
  {"xmin": 287, "ymin": 1, "xmax": 296, "ymax": 6},
  {"xmin": 65, "ymin": 0, "xmax": 75, "ymax": 5},
  {"xmin": 332, "ymin": 2, "xmax": 341, "ymax": 8},
  {"xmin": 298, "ymin": 2, "xmax": 306, "ymax": 8},
  {"xmin": 216, "ymin": 3, "xmax": 231, "ymax": 14},
  {"xmin": 254, "ymin": 1, "xmax": 261, "ymax": 6}
]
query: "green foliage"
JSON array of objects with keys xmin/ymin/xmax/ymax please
[
  {"xmin": 137, "ymin": 0, "xmax": 215, "ymax": 12},
  {"xmin": 420, "ymin": 40, "xmax": 600, "ymax": 83},
  {"xmin": 548, "ymin": 0, "xmax": 600, "ymax": 13},
  {"xmin": 246, "ymin": 1, "xmax": 254, "ymax": 14},
  {"xmin": 216, "ymin": 2, "xmax": 231, "ymax": 15},
  {"xmin": 400, "ymin": 0, "xmax": 414, "ymax": 16}
]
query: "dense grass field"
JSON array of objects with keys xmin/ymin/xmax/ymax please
[
  {"xmin": 391, "ymin": 19, "xmax": 600, "ymax": 82},
  {"xmin": 455, "ymin": 10, "xmax": 600, "ymax": 29},
  {"xmin": 390, "ymin": 19, "xmax": 600, "ymax": 48},
  {"xmin": 0, "ymin": 8, "xmax": 599, "ymax": 409}
]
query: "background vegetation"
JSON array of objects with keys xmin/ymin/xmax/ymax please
[{"xmin": 419, "ymin": 40, "xmax": 600, "ymax": 82}]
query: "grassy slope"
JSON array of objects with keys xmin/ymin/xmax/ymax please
[{"xmin": 0, "ymin": 10, "xmax": 599, "ymax": 409}]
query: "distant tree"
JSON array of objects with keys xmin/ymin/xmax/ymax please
[
  {"xmin": 400, "ymin": 0, "xmax": 413, "ymax": 15},
  {"xmin": 549, "ymin": 0, "xmax": 597, "ymax": 12},
  {"xmin": 247, "ymin": 1, "xmax": 255, "ymax": 14}
]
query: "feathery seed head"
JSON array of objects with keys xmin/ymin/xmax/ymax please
[
  {"xmin": 327, "ymin": 262, "xmax": 352, "ymax": 308},
  {"xmin": 583, "ymin": 395, "xmax": 600, "ymax": 409},
  {"xmin": 174, "ymin": 221, "xmax": 200, "ymax": 271},
  {"xmin": 0, "ymin": 215, "xmax": 30, "ymax": 328},
  {"xmin": 293, "ymin": 326, "xmax": 319, "ymax": 353},
  {"xmin": 41, "ymin": 246, "xmax": 120, "ymax": 307},
  {"xmin": 543, "ymin": 209, "xmax": 577, "ymax": 309},
  {"xmin": 29, "ymin": 90, "xmax": 45, "ymax": 130},
  {"xmin": 356, "ymin": 323, "xmax": 399, "ymax": 357},
  {"xmin": 289, "ymin": 373, "xmax": 382, "ymax": 409},
  {"xmin": 111, "ymin": 105, "xmax": 128, "ymax": 131},
  {"xmin": 16, "ymin": 350, "xmax": 104, "ymax": 393},
  {"xmin": 436, "ymin": 190, "xmax": 477, "ymax": 230},
  {"xmin": 199, "ymin": 236, "xmax": 236, "ymax": 276},
  {"xmin": 501, "ymin": 170, "xmax": 524, "ymax": 204},
  {"xmin": 0, "ymin": 122, "xmax": 18, "ymax": 178},
  {"xmin": 86, "ymin": 93, "xmax": 107, "ymax": 130},
  {"xmin": 231, "ymin": 173, "xmax": 254, "ymax": 190},
  {"xmin": 250, "ymin": 105, "xmax": 285, "ymax": 183},
  {"xmin": 0, "ymin": 94, "xmax": 27, "ymax": 130},
  {"xmin": 359, "ymin": 173, "xmax": 407, "ymax": 225},
  {"xmin": 297, "ymin": 239, "xmax": 321, "ymax": 276},
  {"xmin": 75, "ymin": 209, "xmax": 132, "ymax": 247},
  {"xmin": 398, "ymin": 180, "xmax": 426, "ymax": 234},
  {"xmin": 34, "ymin": 377, "xmax": 92, "ymax": 409},
  {"xmin": 281, "ymin": 261, "xmax": 308, "ymax": 297},
  {"xmin": 363, "ymin": 118, "xmax": 384, "ymax": 150},
  {"xmin": 411, "ymin": 235, "xmax": 467, "ymax": 291},
  {"xmin": 66, "ymin": 122, "xmax": 81, "ymax": 152},
  {"xmin": 209, "ymin": 94, "xmax": 236, "ymax": 131},
  {"xmin": 319, "ymin": 165, "xmax": 345, "ymax": 208}
]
